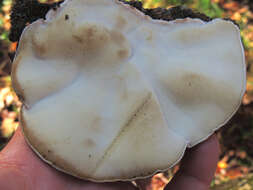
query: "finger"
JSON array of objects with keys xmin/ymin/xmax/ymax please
[
  {"xmin": 1, "ymin": 126, "xmax": 39, "ymax": 162},
  {"xmin": 64, "ymin": 180, "xmax": 138, "ymax": 190},
  {"xmin": 0, "ymin": 127, "xmax": 68, "ymax": 189},
  {"xmin": 135, "ymin": 177, "xmax": 152, "ymax": 190},
  {"xmin": 165, "ymin": 134, "xmax": 220, "ymax": 190},
  {"xmin": 0, "ymin": 127, "xmax": 138, "ymax": 190},
  {"xmin": 0, "ymin": 126, "xmax": 60, "ymax": 175}
]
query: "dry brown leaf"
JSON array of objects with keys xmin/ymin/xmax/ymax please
[{"xmin": 223, "ymin": 2, "xmax": 240, "ymax": 11}]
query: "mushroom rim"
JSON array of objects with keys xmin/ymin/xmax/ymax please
[{"xmin": 12, "ymin": 0, "xmax": 246, "ymax": 182}]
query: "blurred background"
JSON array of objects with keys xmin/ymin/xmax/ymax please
[{"xmin": 0, "ymin": 0, "xmax": 253, "ymax": 189}]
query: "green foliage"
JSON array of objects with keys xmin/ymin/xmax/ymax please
[
  {"xmin": 153, "ymin": 0, "xmax": 162, "ymax": 3},
  {"xmin": 0, "ymin": 32, "xmax": 8, "ymax": 41},
  {"xmin": 0, "ymin": 0, "xmax": 12, "ymax": 43},
  {"xmin": 198, "ymin": 0, "xmax": 223, "ymax": 17},
  {"xmin": 145, "ymin": 0, "xmax": 224, "ymax": 17},
  {"xmin": 166, "ymin": 0, "xmax": 187, "ymax": 5},
  {"xmin": 241, "ymin": 34, "xmax": 251, "ymax": 51},
  {"xmin": 192, "ymin": 0, "xmax": 224, "ymax": 18}
]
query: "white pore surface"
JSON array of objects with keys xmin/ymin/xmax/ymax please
[{"xmin": 12, "ymin": 0, "xmax": 246, "ymax": 182}]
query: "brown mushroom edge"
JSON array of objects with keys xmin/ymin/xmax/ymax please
[
  {"xmin": 11, "ymin": 0, "xmax": 245, "ymax": 182},
  {"xmin": 20, "ymin": 110, "xmax": 188, "ymax": 182}
]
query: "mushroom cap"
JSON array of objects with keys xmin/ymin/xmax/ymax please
[{"xmin": 12, "ymin": 0, "xmax": 246, "ymax": 182}]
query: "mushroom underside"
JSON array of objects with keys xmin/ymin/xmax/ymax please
[{"xmin": 11, "ymin": 0, "xmax": 246, "ymax": 182}]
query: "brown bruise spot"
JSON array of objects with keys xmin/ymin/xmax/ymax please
[
  {"xmin": 162, "ymin": 71, "xmax": 237, "ymax": 111},
  {"xmin": 72, "ymin": 24, "xmax": 110, "ymax": 51},
  {"xmin": 110, "ymin": 30, "xmax": 126, "ymax": 45},
  {"xmin": 31, "ymin": 34, "xmax": 47, "ymax": 58},
  {"xmin": 72, "ymin": 34, "xmax": 83, "ymax": 43},
  {"xmin": 83, "ymin": 138, "xmax": 96, "ymax": 148},
  {"xmin": 117, "ymin": 49, "xmax": 129, "ymax": 60},
  {"xmin": 115, "ymin": 15, "xmax": 127, "ymax": 29}
]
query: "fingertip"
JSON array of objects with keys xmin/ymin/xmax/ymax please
[
  {"xmin": 135, "ymin": 177, "xmax": 152, "ymax": 190},
  {"xmin": 165, "ymin": 134, "xmax": 220, "ymax": 190},
  {"xmin": 181, "ymin": 134, "xmax": 220, "ymax": 182}
]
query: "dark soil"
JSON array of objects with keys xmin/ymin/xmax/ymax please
[{"xmin": 220, "ymin": 104, "xmax": 253, "ymax": 157}]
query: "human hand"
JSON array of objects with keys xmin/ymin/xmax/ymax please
[
  {"xmin": 165, "ymin": 133, "xmax": 220, "ymax": 190},
  {"xmin": 0, "ymin": 127, "xmax": 137, "ymax": 190},
  {"xmin": 136, "ymin": 134, "xmax": 220, "ymax": 190},
  {"xmin": 0, "ymin": 127, "xmax": 219, "ymax": 190}
]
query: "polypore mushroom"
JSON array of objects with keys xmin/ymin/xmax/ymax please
[{"xmin": 11, "ymin": 0, "xmax": 246, "ymax": 182}]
